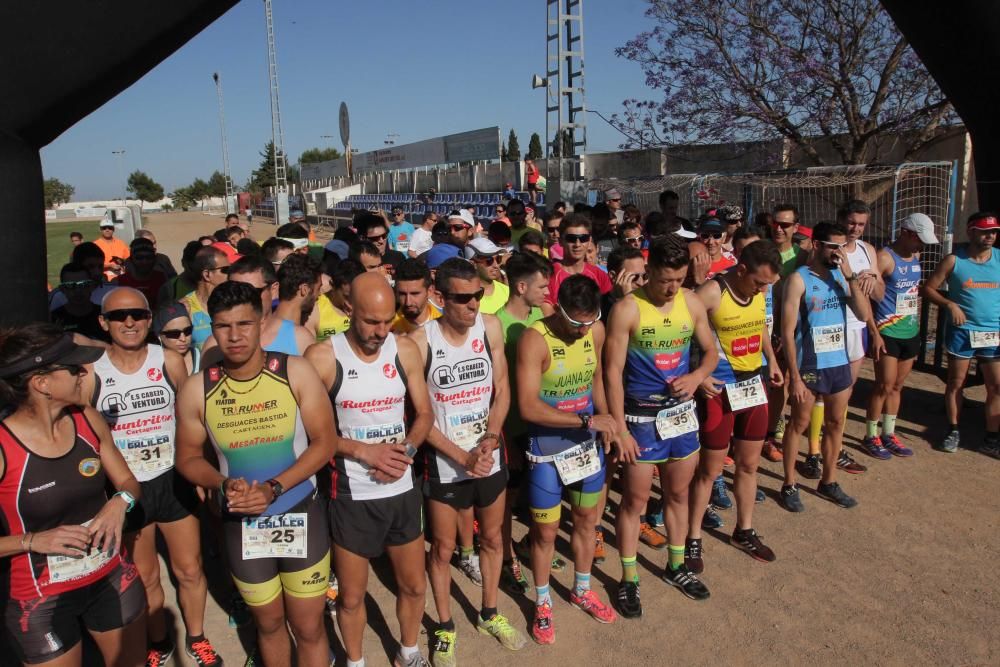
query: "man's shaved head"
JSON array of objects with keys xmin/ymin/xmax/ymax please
[{"xmin": 348, "ymin": 272, "xmax": 397, "ymax": 354}]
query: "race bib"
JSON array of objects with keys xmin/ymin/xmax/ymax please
[
  {"xmin": 970, "ymin": 330, "xmax": 1000, "ymax": 349},
  {"xmin": 553, "ymin": 439, "xmax": 601, "ymax": 486},
  {"xmin": 351, "ymin": 422, "xmax": 405, "ymax": 445},
  {"xmin": 119, "ymin": 434, "xmax": 173, "ymax": 475},
  {"xmin": 395, "ymin": 240, "xmax": 410, "ymax": 253},
  {"xmin": 655, "ymin": 401, "xmax": 699, "ymax": 440},
  {"xmin": 765, "ymin": 314, "xmax": 774, "ymax": 336},
  {"xmin": 895, "ymin": 290, "xmax": 918, "ymax": 318},
  {"xmin": 446, "ymin": 409, "xmax": 489, "ymax": 451},
  {"xmin": 241, "ymin": 513, "xmax": 308, "ymax": 560},
  {"xmin": 47, "ymin": 520, "xmax": 111, "ymax": 584},
  {"xmin": 812, "ymin": 324, "xmax": 845, "ymax": 354},
  {"xmin": 726, "ymin": 375, "xmax": 767, "ymax": 411}
]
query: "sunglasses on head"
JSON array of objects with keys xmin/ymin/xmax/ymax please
[
  {"xmin": 564, "ymin": 233, "xmax": 591, "ymax": 244},
  {"xmin": 443, "ymin": 288, "xmax": 485, "ymax": 304},
  {"xmin": 161, "ymin": 326, "xmax": 194, "ymax": 339},
  {"xmin": 700, "ymin": 232, "xmax": 724, "ymax": 240},
  {"xmin": 60, "ymin": 280, "xmax": 95, "ymax": 290},
  {"xmin": 103, "ymin": 308, "xmax": 152, "ymax": 322},
  {"xmin": 559, "ymin": 304, "xmax": 601, "ymax": 328},
  {"xmin": 367, "ymin": 232, "xmax": 388, "ymax": 242}
]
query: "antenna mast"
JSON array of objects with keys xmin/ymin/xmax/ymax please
[
  {"xmin": 264, "ymin": 0, "xmax": 289, "ymax": 224},
  {"xmin": 212, "ymin": 72, "xmax": 235, "ymax": 214}
]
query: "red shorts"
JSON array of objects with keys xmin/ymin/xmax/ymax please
[{"xmin": 698, "ymin": 391, "xmax": 769, "ymax": 450}]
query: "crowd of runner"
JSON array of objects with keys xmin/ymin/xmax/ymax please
[{"xmin": 1, "ymin": 193, "xmax": 997, "ymax": 667}]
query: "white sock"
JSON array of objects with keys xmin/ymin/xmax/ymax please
[
  {"xmin": 347, "ymin": 659, "xmax": 365, "ymax": 667},
  {"xmin": 400, "ymin": 644, "xmax": 419, "ymax": 659}
]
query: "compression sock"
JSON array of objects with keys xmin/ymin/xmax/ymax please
[
  {"xmin": 621, "ymin": 555, "xmax": 639, "ymax": 583},
  {"xmin": 882, "ymin": 414, "xmax": 897, "ymax": 437},
  {"xmin": 535, "ymin": 584, "xmax": 552, "ymax": 606},
  {"xmin": 668, "ymin": 544, "xmax": 685, "ymax": 571},
  {"xmin": 573, "ymin": 571, "xmax": 591, "ymax": 595},
  {"xmin": 809, "ymin": 401, "xmax": 824, "ymax": 455},
  {"xmin": 459, "ymin": 546, "xmax": 474, "ymax": 561},
  {"xmin": 480, "ymin": 607, "xmax": 498, "ymax": 622},
  {"xmin": 399, "ymin": 645, "xmax": 419, "ymax": 660},
  {"xmin": 866, "ymin": 420, "xmax": 879, "ymax": 438}
]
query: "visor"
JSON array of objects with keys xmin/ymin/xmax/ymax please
[{"xmin": 0, "ymin": 335, "xmax": 104, "ymax": 378}]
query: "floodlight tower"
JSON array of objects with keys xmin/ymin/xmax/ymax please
[
  {"xmin": 544, "ymin": 0, "xmax": 587, "ymax": 203},
  {"xmin": 264, "ymin": 0, "xmax": 289, "ymax": 225},
  {"xmin": 212, "ymin": 72, "xmax": 235, "ymax": 215}
]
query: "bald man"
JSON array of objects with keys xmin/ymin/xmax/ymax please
[
  {"xmin": 305, "ymin": 272, "xmax": 435, "ymax": 667},
  {"xmin": 91, "ymin": 287, "xmax": 221, "ymax": 665}
]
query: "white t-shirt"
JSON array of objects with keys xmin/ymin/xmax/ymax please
[{"xmin": 410, "ymin": 227, "xmax": 434, "ymax": 256}]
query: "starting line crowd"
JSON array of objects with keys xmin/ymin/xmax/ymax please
[{"xmin": 1, "ymin": 190, "xmax": 997, "ymax": 667}]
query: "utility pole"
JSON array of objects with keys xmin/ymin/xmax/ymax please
[
  {"xmin": 212, "ymin": 72, "xmax": 236, "ymax": 214},
  {"xmin": 264, "ymin": 0, "xmax": 289, "ymax": 225}
]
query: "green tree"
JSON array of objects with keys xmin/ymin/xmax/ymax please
[
  {"xmin": 207, "ymin": 170, "xmax": 228, "ymax": 197},
  {"xmin": 507, "ymin": 129, "xmax": 521, "ymax": 161},
  {"xmin": 527, "ymin": 133, "xmax": 543, "ymax": 160},
  {"xmin": 299, "ymin": 146, "xmax": 342, "ymax": 164},
  {"xmin": 43, "ymin": 177, "xmax": 75, "ymax": 208},
  {"xmin": 250, "ymin": 141, "xmax": 292, "ymax": 190},
  {"xmin": 126, "ymin": 171, "xmax": 164, "ymax": 208},
  {"xmin": 501, "ymin": 142, "xmax": 509, "ymax": 161},
  {"xmin": 170, "ymin": 187, "xmax": 197, "ymax": 211}
]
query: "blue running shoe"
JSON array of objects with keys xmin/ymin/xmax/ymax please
[
  {"xmin": 702, "ymin": 506, "xmax": 724, "ymax": 529},
  {"xmin": 710, "ymin": 475, "xmax": 732, "ymax": 510},
  {"xmin": 882, "ymin": 434, "xmax": 914, "ymax": 457},
  {"xmin": 755, "ymin": 487, "xmax": 765, "ymax": 504},
  {"xmin": 860, "ymin": 436, "xmax": 892, "ymax": 460},
  {"xmin": 646, "ymin": 509, "xmax": 665, "ymax": 528}
]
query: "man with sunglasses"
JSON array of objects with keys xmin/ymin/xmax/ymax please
[
  {"xmin": 923, "ymin": 212, "xmax": 1000, "ymax": 456},
  {"xmin": 508, "ymin": 199, "xmax": 536, "ymax": 248},
  {"xmin": 494, "ymin": 203, "xmax": 510, "ymax": 226},
  {"xmin": 447, "ymin": 209, "xmax": 476, "ymax": 249},
  {"xmin": 409, "ymin": 212, "xmax": 438, "ymax": 258},
  {"xmin": 51, "ymin": 262, "xmax": 109, "ymax": 342},
  {"xmin": 698, "ymin": 218, "xmax": 737, "ymax": 278},
  {"xmin": 388, "ymin": 206, "xmax": 416, "ymax": 255},
  {"xmin": 543, "ymin": 214, "xmax": 613, "ymax": 316},
  {"xmin": 305, "ymin": 272, "xmax": 434, "ymax": 667},
  {"xmin": 543, "ymin": 211, "xmax": 564, "ymax": 261},
  {"xmin": 179, "ymin": 246, "xmax": 230, "ymax": 350},
  {"xmin": 604, "ymin": 236, "xmax": 719, "ymax": 612},
  {"xmin": 464, "ymin": 238, "xmax": 510, "ymax": 315},
  {"xmin": 405, "ymin": 258, "xmax": 526, "ymax": 664},
  {"xmin": 92, "ymin": 287, "xmax": 223, "ymax": 666},
  {"xmin": 602, "ymin": 246, "xmax": 648, "ymax": 325},
  {"xmin": 518, "ymin": 275, "xmax": 620, "ymax": 643},
  {"xmin": 360, "ymin": 216, "xmax": 406, "ymax": 277},
  {"xmin": 779, "ymin": 222, "xmax": 874, "ymax": 511}
]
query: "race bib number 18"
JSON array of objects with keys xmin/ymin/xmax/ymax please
[
  {"xmin": 655, "ymin": 401, "xmax": 699, "ymax": 440},
  {"xmin": 812, "ymin": 324, "xmax": 845, "ymax": 354},
  {"xmin": 241, "ymin": 513, "xmax": 308, "ymax": 560}
]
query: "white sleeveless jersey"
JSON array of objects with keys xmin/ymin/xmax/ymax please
[
  {"xmin": 424, "ymin": 315, "xmax": 499, "ymax": 484},
  {"xmin": 845, "ymin": 240, "xmax": 874, "ymax": 331},
  {"xmin": 93, "ymin": 345, "xmax": 176, "ymax": 482},
  {"xmin": 329, "ymin": 332, "xmax": 411, "ymax": 500}
]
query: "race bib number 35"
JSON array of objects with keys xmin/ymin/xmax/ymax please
[
  {"xmin": 241, "ymin": 513, "xmax": 308, "ymax": 560},
  {"xmin": 970, "ymin": 330, "xmax": 1000, "ymax": 349},
  {"xmin": 655, "ymin": 401, "xmax": 699, "ymax": 440},
  {"xmin": 553, "ymin": 439, "xmax": 601, "ymax": 486},
  {"xmin": 812, "ymin": 325, "xmax": 845, "ymax": 354},
  {"xmin": 446, "ymin": 409, "xmax": 488, "ymax": 451},
  {"xmin": 726, "ymin": 375, "xmax": 767, "ymax": 411}
]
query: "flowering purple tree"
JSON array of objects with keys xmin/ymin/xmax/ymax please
[{"xmin": 612, "ymin": 0, "xmax": 954, "ymax": 165}]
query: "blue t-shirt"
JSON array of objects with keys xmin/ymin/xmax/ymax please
[{"xmin": 388, "ymin": 222, "xmax": 416, "ymax": 254}]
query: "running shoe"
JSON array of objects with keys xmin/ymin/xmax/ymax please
[
  {"xmin": 639, "ymin": 522, "xmax": 667, "ymax": 550},
  {"xmin": 531, "ymin": 602, "xmax": 555, "ymax": 645},
  {"xmin": 710, "ymin": 475, "xmax": 732, "ymax": 510},
  {"xmin": 430, "ymin": 628, "xmax": 457, "ymax": 667},
  {"xmin": 755, "ymin": 487, "xmax": 766, "ymax": 504},
  {"xmin": 395, "ymin": 650, "xmax": 430, "ymax": 667},
  {"xmin": 774, "ymin": 416, "xmax": 787, "ymax": 441},
  {"xmin": 478, "ymin": 613, "xmax": 527, "ymax": 651},
  {"xmin": 458, "ymin": 553, "xmax": 483, "ymax": 586},
  {"xmin": 702, "ymin": 506, "xmax": 724, "ymax": 529},
  {"xmin": 646, "ymin": 508, "xmax": 665, "ymax": 528},
  {"xmin": 723, "ymin": 455, "xmax": 735, "ymax": 467},
  {"xmin": 661, "ymin": 565, "xmax": 710, "ymax": 601},
  {"xmin": 684, "ymin": 537, "xmax": 704, "ymax": 574},
  {"xmin": 762, "ymin": 438, "xmax": 784, "ymax": 462},
  {"xmin": 228, "ymin": 591, "xmax": 251, "ymax": 628},
  {"xmin": 593, "ymin": 527, "xmax": 606, "ymax": 564},
  {"xmin": 500, "ymin": 559, "xmax": 530, "ymax": 595},
  {"xmin": 185, "ymin": 638, "xmax": 223, "ymax": 667},
  {"xmin": 981, "ymin": 438, "xmax": 1000, "ymax": 459},
  {"xmin": 798, "ymin": 454, "xmax": 822, "ymax": 479},
  {"xmin": 937, "ymin": 429, "xmax": 960, "ymax": 453},
  {"xmin": 836, "ymin": 450, "xmax": 867, "ymax": 474},
  {"xmin": 730, "ymin": 528, "xmax": 776, "ymax": 563},
  {"xmin": 882, "ymin": 433, "xmax": 914, "ymax": 457},
  {"xmin": 325, "ymin": 574, "xmax": 339, "ymax": 614},
  {"xmin": 570, "ymin": 588, "xmax": 618, "ymax": 623},
  {"xmin": 242, "ymin": 650, "xmax": 261, "ymax": 667},
  {"xmin": 860, "ymin": 435, "xmax": 892, "ymax": 460},
  {"xmin": 147, "ymin": 645, "xmax": 175, "ymax": 667},
  {"xmin": 615, "ymin": 580, "xmax": 642, "ymax": 618},
  {"xmin": 817, "ymin": 481, "xmax": 858, "ymax": 509},
  {"xmin": 778, "ymin": 484, "xmax": 805, "ymax": 513}
]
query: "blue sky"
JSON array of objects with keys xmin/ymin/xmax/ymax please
[{"xmin": 40, "ymin": 0, "xmax": 653, "ymax": 201}]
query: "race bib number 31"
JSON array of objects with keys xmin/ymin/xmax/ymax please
[
  {"xmin": 726, "ymin": 375, "xmax": 767, "ymax": 411},
  {"xmin": 812, "ymin": 324, "xmax": 845, "ymax": 354},
  {"xmin": 241, "ymin": 513, "xmax": 308, "ymax": 560},
  {"xmin": 655, "ymin": 401, "xmax": 699, "ymax": 440},
  {"xmin": 553, "ymin": 439, "xmax": 601, "ymax": 486},
  {"xmin": 120, "ymin": 434, "xmax": 173, "ymax": 475},
  {"xmin": 970, "ymin": 330, "xmax": 1000, "ymax": 349}
]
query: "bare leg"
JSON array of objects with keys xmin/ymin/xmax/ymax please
[
  {"xmin": 124, "ymin": 525, "xmax": 166, "ymax": 644},
  {"xmin": 945, "ymin": 356, "xmax": 971, "ymax": 426},
  {"xmin": 615, "ymin": 463, "xmax": 654, "ymax": 568},
  {"xmin": 427, "ymin": 499, "xmax": 459, "ymax": 623},
  {"xmin": 820, "ymin": 387, "xmax": 852, "ymax": 485},
  {"xmin": 334, "ymin": 546, "xmax": 371, "ymax": 663},
  {"xmin": 732, "ymin": 438, "xmax": 762, "ymax": 530},
  {"xmin": 477, "ymin": 491, "xmax": 506, "ymax": 611},
  {"xmin": 283, "ymin": 582, "xmax": 330, "ymax": 667},
  {"xmin": 662, "ymin": 454, "xmax": 698, "ymax": 550},
  {"xmin": 158, "ymin": 514, "xmax": 207, "ymax": 638},
  {"xmin": 782, "ymin": 390, "xmax": 815, "ymax": 486},
  {"xmin": 89, "ymin": 611, "xmax": 147, "ymax": 667},
  {"xmin": 686, "ymin": 449, "xmax": 725, "ymax": 540},
  {"xmin": 981, "ymin": 360, "xmax": 1000, "ymax": 431},
  {"xmin": 386, "ymin": 537, "xmax": 430, "ymax": 649}
]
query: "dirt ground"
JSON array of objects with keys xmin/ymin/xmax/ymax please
[{"xmin": 51, "ymin": 212, "xmax": 1000, "ymax": 665}]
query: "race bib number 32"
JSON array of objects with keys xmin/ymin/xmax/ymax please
[
  {"xmin": 241, "ymin": 513, "xmax": 308, "ymax": 560},
  {"xmin": 553, "ymin": 439, "xmax": 601, "ymax": 486},
  {"xmin": 655, "ymin": 401, "xmax": 699, "ymax": 440},
  {"xmin": 812, "ymin": 324, "xmax": 845, "ymax": 354}
]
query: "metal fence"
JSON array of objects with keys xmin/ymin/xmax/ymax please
[{"xmin": 591, "ymin": 161, "xmax": 959, "ymax": 369}]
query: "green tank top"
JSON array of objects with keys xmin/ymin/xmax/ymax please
[{"xmin": 497, "ymin": 305, "xmax": 544, "ymax": 437}]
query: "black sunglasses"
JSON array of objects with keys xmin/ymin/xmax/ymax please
[
  {"xmin": 161, "ymin": 326, "xmax": 194, "ymax": 339},
  {"xmin": 449, "ymin": 224, "xmax": 469, "ymax": 232},
  {"xmin": 41, "ymin": 364, "xmax": 85, "ymax": 377},
  {"xmin": 103, "ymin": 308, "xmax": 152, "ymax": 322},
  {"xmin": 367, "ymin": 232, "xmax": 388, "ymax": 242},
  {"xmin": 545, "ymin": 226, "xmax": 561, "ymax": 234},
  {"xmin": 210, "ymin": 266, "xmax": 231, "ymax": 275},
  {"xmin": 564, "ymin": 233, "xmax": 591, "ymax": 244},
  {"xmin": 443, "ymin": 288, "xmax": 485, "ymax": 304},
  {"xmin": 473, "ymin": 255, "xmax": 499, "ymax": 266},
  {"xmin": 60, "ymin": 280, "xmax": 96, "ymax": 290},
  {"xmin": 700, "ymin": 232, "xmax": 724, "ymax": 240}
]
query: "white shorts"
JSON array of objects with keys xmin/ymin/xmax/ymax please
[{"xmin": 847, "ymin": 328, "xmax": 868, "ymax": 363}]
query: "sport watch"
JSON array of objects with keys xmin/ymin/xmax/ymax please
[
  {"xmin": 266, "ymin": 479, "xmax": 285, "ymax": 501},
  {"xmin": 114, "ymin": 490, "xmax": 136, "ymax": 513},
  {"xmin": 579, "ymin": 414, "xmax": 592, "ymax": 430}
]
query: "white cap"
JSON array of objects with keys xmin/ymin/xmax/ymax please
[
  {"xmin": 900, "ymin": 212, "xmax": 939, "ymax": 245},
  {"xmin": 463, "ymin": 237, "xmax": 501, "ymax": 259},
  {"xmin": 447, "ymin": 209, "xmax": 475, "ymax": 228},
  {"xmin": 673, "ymin": 228, "xmax": 697, "ymax": 239}
]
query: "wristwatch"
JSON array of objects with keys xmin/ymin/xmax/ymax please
[
  {"xmin": 114, "ymin": 490, "xmax": 136, "ymax": 513},
  {"xmin": 579, "ymin": 413, "xmax": 592, "ymax": 430},
  {"xmin": 266, "ymin": 479, "xmax": 285, "ymax": 501}
]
